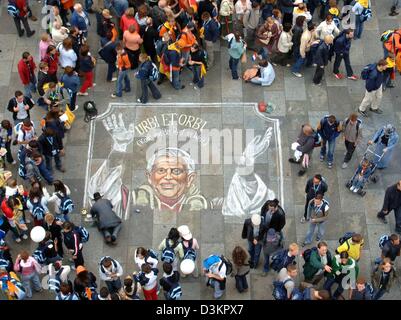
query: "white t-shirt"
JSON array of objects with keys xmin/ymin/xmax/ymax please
[
  {"xmin": 143, "ymin": 271, "xmax": 158, "ymax": 290},
  {"xmin": 17, "ymin": 127, "xmax": 35, "ymax": 144},
  {"xmin": 210, "ymin": 261, "xmax": 227, "ymax": 279}
]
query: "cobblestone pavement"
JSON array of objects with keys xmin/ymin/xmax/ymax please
[{"xmin": 0, "ymin": 0, "xmax": 400, "ymax": 300}]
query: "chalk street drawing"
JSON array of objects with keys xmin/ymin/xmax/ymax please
[{"xmin": 84, "ymin": 103, "xmax": 283, "ymax": 220}]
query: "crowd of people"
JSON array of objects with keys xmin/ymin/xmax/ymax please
[{"xmin": 1, "ymin": 0, "xmax": 401, "ymax": 301}]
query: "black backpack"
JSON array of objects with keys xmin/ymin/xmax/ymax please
[
  {"xmin": 219, "ymin": 255, "xmax": 233, "ymax": 276},
  {"xmin": 83, "ymin": 101, "xmax": 98, "ymax": 123}
]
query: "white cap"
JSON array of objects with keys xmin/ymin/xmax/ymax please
[
  {"xmin": 251, "ymin": 214, "xmax": 261, "ymax": 226},
  {"xmin": 177, "ymin": 225, "xmax": 193, "ymax": 240}
]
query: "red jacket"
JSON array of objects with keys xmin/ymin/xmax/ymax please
[
  {"xmin": 18, "ymin": 58, "xmax": 36, "ymax": 85},
  {"xmin": 42, "ymin": 53, "xmax": 59, "ymax": 75},
  {"xmin": 1, "ymin": 199, "xmax": 14, "ymax": 220},
  {"xmin": 16, "ymin": 0, "xmax": 28, "ymax": 17}
]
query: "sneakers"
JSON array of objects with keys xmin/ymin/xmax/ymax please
[
  {"xmin": 292, "ymin": 72, "xmax": 303, "ymax": 78},
  {"xmin": 342, "ymin": 162, "xmax": 348, "ymax": 169},
  {"xmin": 358, "ymin": 109, "xmax": 368, "ymax": 117},
  {"xmin": 11, "ymin": 160, "xmax": 17, "ymax": 165},
  {"xmin": 111, "ymin": 93, "xmax": 120, "ymax": 98},
  {"xmin": 319, "ymin": 155, "xmax": 324, "ymax": 162},
  {"xmin": 111, "ymin": 77, "xmax": 117, "ymax": 82},
  {"xmin": 300, "ymin": 217, "xmax": 309, "ymax": 224},
  {"xmin": 350, "ymin": 186, "xmax": 355, "ymax": 191},
  {"xmin": 288, "ymin": 158, "xmax": 300, "ymax": 164},
  {"xmin": 327, "ymin": 162, "xmax": 333, "ymax": 169},
  {"xmin": 298, "ymin": 169, "xmax": 306, "ymax": 176},
  {"xmin": 22, "ymin": 234, "xmax": 28, "ymax": 240},
  {"xmin": 347, "ymin": 75, "xmax": 359, "ymax": 80},
  {"xmin": 71, "ymin": 105, "xmax": 79, "ymax": 112},
  {"xmin": 369, "ymin": 108, "xmax": 383, "ymax": 114},
  {"xmin": 15, "ymin": 238, "xmax": 22, "ymax": 243},
  {"xmin": 285, "ymin": 64, "xmax": 291, "ymax": 67},
  {"xmin": 77, "ymin": 92, "xmax": 88, "ymax": 96},
  {"xmin": 334, "ymin": 73, "xmax": 344, "ymax": 79},
  {"xmin": 353, "ymin": 187, "xmax": 359, "ymax": 193}
]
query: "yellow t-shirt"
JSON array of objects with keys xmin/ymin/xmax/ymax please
[{"xmin": 337, "ymin": 239, "xmax": 364, "ymax": 260}]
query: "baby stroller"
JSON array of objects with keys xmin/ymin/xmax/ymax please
[{"xmin": 345, "ymin": 146, "xmax": 384, "ymax": 197}]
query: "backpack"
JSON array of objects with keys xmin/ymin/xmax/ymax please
[
  {"xmin": 7, "ymin": 0, "xmax": 20, "ymax": 18},
  {"xmin": 149, "ymin": 62, "xmax": 159, "ymax": 81},
  {"xmin": 272, "ymin": 278, "xmax": 293, "ymax": 300},
  {"xmin": 380, "ymin": 30, "xmax": 394, "ymax": 43},
  {"xmin": 75, "ymin": 226, "xmax": 89, "ymax": 243},
  {"xmin": 32, "ymin": 245, "xmax": 46, "ymax": 265},
  {"xmin": 155, "ymin": 39, "xmax": 168, "ymax": 57},
  {"xmin": 361, "ymin": 64, "xmax": 374, "ymax": 80},
  {"xmin": 161, "ymin": 239, "xmax": 176, "ymax": 264},
  {"xmin": 56, "ymin": 193, "xmax": 74, "ymax": 215},
  {"xmin": 83, "ymin": 101, "xmax": 98, "ymax": 123},
  {"xmin": 219, "ymin": 255, "xmax": 233, "ymax": 276},
  {"xmin": 183, "ymin": 248, "xmax": 197, "ymax": 261},
  {"xmin": 203, "ymin": 255, "xmax": 221, "ymax": 270},
  {"xmin": 378, "ymin": 235, "xmax": 390, "ymax": 249},
  {"xmin": 270, "ymin": 250, "xmax": 288, "ymax": 272},
  {"xmin": 338, "ymin": 232, "xmax": 355, "ymax": 245},
  {"xmin": 31, "ymin": 201, "xmax": 46, "ymax": 220},
  {"xmin": 364, "ymin": 283, "xmax": 375, "ymax": 300},
  {"xmin": 56, "ymin": 292, "xmax": 78, "ymax": 300},
  {"xmin": 344, "ymin": 118, "xmax": 362, "ymax": 136},
  {"xmin": 165, "ymin": 279, "xmax": 182, "ymax": 300},
  {"xmin": 302, "ymin": 247, "xmax": 318, "ymax": 263},
  {"xmin": 360, "ymin": 7, "xmax": 372, "ymax": 23}
]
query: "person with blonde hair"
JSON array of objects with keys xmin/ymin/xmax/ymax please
[{"xmin": 135, "ymin": 53, "xmax": 162, "ymax": 104}]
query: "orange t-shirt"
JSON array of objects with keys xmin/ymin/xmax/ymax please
[{"xmin": 117, "ymin": 52, "xmax": 131, "ymax": 70}]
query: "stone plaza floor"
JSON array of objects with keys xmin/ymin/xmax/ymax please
[{"xmin": 0, "ymin": 0, "xmax": 400, "ymax": 300}]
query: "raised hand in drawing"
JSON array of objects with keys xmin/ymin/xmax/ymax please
[
  {"xmin": 102, "ymin": 113, "xmax": 135, "ymax": 153},
  {"xmin": 238, "ymin": 127, "xmax": 273, "ymax": 167}
]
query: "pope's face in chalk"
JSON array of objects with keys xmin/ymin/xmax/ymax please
[{"xmin": 147, "ymin": 156, "xmax": 195, "ymax": 199}]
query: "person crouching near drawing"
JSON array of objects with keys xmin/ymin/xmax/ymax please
[
  {"xmin": 90, "ymin": 192, "xmax": 122, "ymax": 245},
  {"xmin": 289, "ymin": 124, "xmax": 318, "ymax": 177}
]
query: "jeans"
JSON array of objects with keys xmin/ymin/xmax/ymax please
[
  {"xmin": 235, "ymin": 275, "xmax": 248, "ymax": 293},
  {"xmin": 344, "ymin": 140, "xmax": 356, "ymax": 163},
  {"xmin": 116, "ymin": 69, "xmax": 131, "ymax": 96},
  {"xmin": 229, "ymin": 57, "xmax": 240, "ymax": 79},
  {"xmin": 291, "ymin": 56, "xmax": 305, "ymax": 73},
  {"xmin": 192, "ymin": 65, "xmax": 204, "ymax": 88},
  {"xmin": 209, "ymin": 278, "xmax": 225, "ymax": 299},
  {"xmin": 333, "ymin": 53, "xmax": 353, "ymax": 77},
  {"xmin": 263, "ymin": 253, "xmax": 270, "ymax": 272},
  {"xmin": 304, "ymin": 222, "xmax": 326, "ymax": 244},
  {"xmin": 36, "ymin": 160, "xmax": 54, "ymax": 184},
  {"xmin": 106, "ymin": 278, "xmax": 122, "ymax": 294},
  {"xmin": 44, "ymin": 154, "xmax": 62, "ymax": 172},
  {"xmin": 304, "ymin": 196, "xmax": 313, "ymax": 219},
  {"xmin": 139, "ymin": 79, "xmax": 161, "ymax": 103},
  {"xmin": 205, "ymin": 40, "xmax": 215, "ymax": 67},
  {"xmin": 324, "ymin": 277, "xmax": 345, "ymax": 299},
  {"xmin": 248, "ymin": 241, "xmax": 262, "ymax": 267},
  {"xmin": 354, "ymin": 15, "xmax": 364, "ymax": 39},
  {"xmin": 24, "ymin": 77, "xmax": 37, "ymax": 99},
  {"xmin": 106, "ymin": 62, "xmax": 117, "ymax": 81},
  {"xmin": 171, "ymin": 70, "xmax": 182, "ymax": 90},
  {"xmin": 13, "ymin": 16, "xmax": 33, "ymax": 36},
  {"xmin": 102, "ymin": 223, "xmax": 122, "ymax": 240},
  {"xmin": 22, "ymin": 273, "xmax": 42, "ymax": 298},
  {"xmin": 320, "ymin": 139, "xmax": 336, "ymax": 164},
  {"xmin": 69, "ymin": 92, "xmax": 77, "ymax": 110}
]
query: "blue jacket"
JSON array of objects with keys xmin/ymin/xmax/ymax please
[
  {"xmin": 365, "ymin": 64, "xmax": 384, "ymax": 92},
  {"xmin": 314, "ymin": 41, "xmax": 330, "ymax": 67},
  {"xmin": 71, "ymin": 11, "xmax": 90, "ymax": 33},
  {"xmin": 136, "ymin": 61, "xmax": 153, "ymax": 80},
  {"xmin": 112, "ymin": 0, "xmax": 128, "ymax": 17},
  {"xmin": 318, "ymin": 116, "xmax": 340, "ymax": 141},
  {"xmin": 60, "ymin": 74, "xmax": 80, "ymax": 93},
  {"xmin": 203, "ymin": 18, "xmax": 219, "ymax": 42},
  {"xmin": 334, "ymin": 31, "xmax": 352, "ymax": 55},
  {"xmin": 165, "ymin": 49, "xmax": 181, "ymax": 67},
  {"xmin": 372, "ymin": 128, "xmax": 399, "ymax": 151}
]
